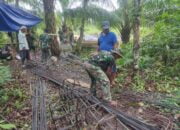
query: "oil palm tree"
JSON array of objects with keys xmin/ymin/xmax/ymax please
[
  {"xmin": 63, "ymin": 0, "xmax": 115, "ymax": 53},
  {"xmin": 115, "ymin": 0, "xmax": 134, "ymax": 43},
  {"xmin": 132, "ymin": 0, "xmax": 141, "ymax": 71},
  {"xmin": 43, "ymin": 0, "xmax": 60, "ymax": 57}
]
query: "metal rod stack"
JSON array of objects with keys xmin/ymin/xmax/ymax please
[
  {"xmin": 29, "ymin": 60, "xmax": 158, "ymax": 130},
  {"xmin": 32, "ymin": 78, "xmax": 47, "ymax": 130}
]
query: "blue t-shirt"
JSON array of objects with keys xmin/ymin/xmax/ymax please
[{"xmin": 98, "ymin": 32, "xmax": 117, "ymax": 51}]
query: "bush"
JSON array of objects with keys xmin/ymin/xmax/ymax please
[
  {"xmin": 117, "ymin": 43, "xmax": 133, "ymax": 68},
  {"xmin": 141, "ymin": 10, "xmax": 179, "ymax": 77},
  {"xmin": 0, "ymin": 33, "xmax": 9, "ymax": 47},
  {"xmin": 0, "ymin": 65, "xmax": 11, "ymax": 85}
]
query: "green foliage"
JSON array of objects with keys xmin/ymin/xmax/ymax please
[
  {"xmin": 117, "ymin": 43, "xmax": 133, "ymax": 68},
  {"xmin": 79, "ymin": 47, "xmax": 96, "ymax": 59},
  {"xmin": 85, "ymin": 25, "xmax": 100, "ymax": 35},
  {"xmin": 0, "ymin": 33, "xmax": 9, "ymax": 47},
  {"xmin": 0, "ymin": 121, "xmax": 16, "ymax": 130},
  {"xmin": 0, "ymin": 86, "xmax": 25, "ymax": 107},
  {"xmin": 132, "ymin": 73, "xmax": 146, "ymax": 92},
  {"xmin": 0, "ymin": 89, "xmax": 9, "ymax": 104},
  {"xmin": 157, "ymin": 90, "xmax": 180, "ymax": 114},
  {"xmin": 116, "ymin": 13, "xmax": 179, "ymax": 92},
  {"xmin": 0, "ymin": 65, "xmax": 11, "ymax": 85},
  {"xmin": 141, "ymin": 9, "xmax": 180, "ymax": 77}
]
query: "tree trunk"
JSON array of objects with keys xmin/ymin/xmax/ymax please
[
  {"xmin": 121, "ymin": 25, "xmax": 131, "ymax": 44},
  {"xmin": 15, "ymin": 0, "xmax": 19, "ymax": 7},
  {"xmin": 43, "ymin": 0, "xmax": 60, "ymax": 57},
  {"xmin": 43, "ymin": 0, "xmax": 56, "ymax": 33},
  {"xmin": 133, "ymin": 0, "xmax": 141, "ymax": 71},
  {"xmin": 15, "ymin": 0, "xmax": 19, "ymax": 49},
  {"xmin": 76, "ymin": 17, "xmax": 85, "ymax": 53},
  {"xmin": 76, "ymin": 0, "xmax": 88, "ymax": 53},
  {"xmin": 120, "ymin": 2, "xmax": 131, "ymax": 44}
]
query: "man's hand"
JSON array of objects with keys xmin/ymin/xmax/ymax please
[
  {"xmin": 110, "ymin": 100, "xmax": 117, "ymax": 107},
  {"xmin": 72, "ymin": 59, "xmax": 83, "ymax": 65},
  {"xmin": 114, "ymin": 42, "xmax": 119, "ymax": 49}
]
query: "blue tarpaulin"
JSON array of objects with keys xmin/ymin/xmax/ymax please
[{"xmin": 0, "ymin": 2, "xmax": 42, "ymax": 32}]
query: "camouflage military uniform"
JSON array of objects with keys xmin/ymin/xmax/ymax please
[
  {"xmin": 86, "ymin": 51, "xmax": 116, "ymax": 101},
  {"xmin": 39, "ymin": 33, "xmax": 51, "ymax": 62},
  {"xmin": 59, "ymin": 30, "xmax": 72, "ymax": 57}
]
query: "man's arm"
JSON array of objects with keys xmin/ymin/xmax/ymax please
[
  {"xmin": 112, "ymin": 33, "xmax": 118, "ymax": 50},
  {"xmin": 106, "ymin": 66, "xmax": 116, "ymax": 85},
  {"xmin": 114, "ymin": 42, "xmax": 119, "ymax": 49},
  {"xmin": 97, "ymin": 38, "xmax": 100, "ymax": 51}
]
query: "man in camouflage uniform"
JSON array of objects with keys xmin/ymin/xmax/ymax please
[
  {"xmin": 39, "ymin": 29, "xmax": 51, "ymax": 62},
  {"xmin": 72, "ymin": 50, "xmax": 122, "ymax": 102},
  {"xmin": 87, "ymin": 50, "xmax": 122, "ymax": 101},
  {"xmin": 58, "ymin": 25, "xmax": 72, "ymax": 57}
]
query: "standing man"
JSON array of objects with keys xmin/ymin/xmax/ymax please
[
  {"xmin": 39, "ymin": 29, "xmax": 51, "ymax": 62},
  {"xmin": 26, "ymin": 29, "xmax": 36, "ymax": 59},
  {"xmin": 69, "ymin": 28, "xmax": 74, "ymax": 47},
  {"xmin": 18, "ymin": 26, "xmax": 30, "ymax": 67},
  {"xmin": 98, "ymin": 21, "xmax": 118, "ymax": 51},
  {"xmin": 58, "ymin": 25, "xmax": 72, "ymax": 57},
  {"xmin": 98, "ymin": 21, "xmax": 119, "ymax": 84}
]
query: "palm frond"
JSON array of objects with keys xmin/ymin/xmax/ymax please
[{"xmin": 64, "ymin": 4, "xmax": 120, "ymax": 29}]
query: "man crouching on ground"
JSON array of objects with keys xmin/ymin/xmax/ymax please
[{"xmin": 71, "ymin": 50, "xmax": 122, "ymax": 105}]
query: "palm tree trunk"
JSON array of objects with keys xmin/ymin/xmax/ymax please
[
  {"xmin": 133, "ymin": 0, "xmax": 141, "ymax": 71},
  {"xmin": 76, "ymin": 0, "xmax": 89, "ymax": 53},
  {"xmin": 15, "ymin": 0, "xmax": 19, "ymax": 48},
  {"xmin": 43, "ymin": 0, "xmax": 60, "ymax": 57},
  {"xmin": 120, "ymin": 1, "xmax": 131, "ymax": 44},
  {"xmin": 121, "ymin": 20, "xmax": 131, "ymax": 43},
  {"xmin": 43, "ymin": 0, "xmax": 56, "ymax": 33},
  {"xmin": 77, "ymin": 17, "xmax": 85, "ymax": 49},
  {"xmin": 121, "ymin": 25, "xmax": 131, "ymax": 44},
  {"xmin": 15, "ymin": 0, "xmax": 19, "ymax": 7}
]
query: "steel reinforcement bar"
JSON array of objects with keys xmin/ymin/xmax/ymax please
[{"xmin": 28, "ymin": 61, "xmax": 158, "ymax": 130}]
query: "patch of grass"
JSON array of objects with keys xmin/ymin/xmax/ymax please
[
  {"xmin": 0, "ymin": 32, "xmax": 10, "ymax": 47},
  {"xmin": 84, "ymin": 25, "xmax": 101, "ymax": 35},
  {"xmin": 0, "ymin": 65, "xmax": 11, "ymax": 85},
  {"xmin": 0, "ymin": 120, "xmax": 16, "ymax": 130},
  {"xmin": 161, "ymin": 90, "xmax": 180, "ymax": 112},
  {"xmin": 132, "ymin": 73, "xmax": 146, "ymax": 92},
  {"xmin": 79, "ymin": 47, "xmax": 96, "ymax": 59}
]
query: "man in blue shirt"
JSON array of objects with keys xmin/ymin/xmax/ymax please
[
  {"xmin": 98, "ymin": 21, "xmax": 118, "ymax": 51},
  {"xmin": 97, "ymin": 21, "xmax": 119, "ymax": 86}
]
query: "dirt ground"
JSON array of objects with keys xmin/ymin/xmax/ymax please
[{"xmin": 0, "ymin": 57, "xmax": 179, "ymax": 130}]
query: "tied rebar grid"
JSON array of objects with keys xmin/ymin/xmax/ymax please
[
  {"xmin": 31, "ymin": 78, "xmax": 47, "ymax": 130},
  {"xmin": 30, "ymin": 65, "xmax": 128, "ymax": 130},
  {"xmin": 29, "ymin": 59, "xmax": 158, "ymax": 130},
  {"xmin": 47, "ymin": 80, "xmax": 127, "ymax": 130}
]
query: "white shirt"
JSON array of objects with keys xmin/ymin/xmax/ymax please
[{"xmin": 18, "ymin": 31, "xmax": 29, "ymax": 50}]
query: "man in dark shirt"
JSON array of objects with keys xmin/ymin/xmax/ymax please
[
  {"xmin": 39, "ymin": 29, "xmax": 51, "ymax": 62},
  {"xmin": 26, "ymin": 29, "xmax": 36, "ymax": 59},
  {"xmin": 26, "ymin": 29, "xmax": 36, "ymax": 51}
]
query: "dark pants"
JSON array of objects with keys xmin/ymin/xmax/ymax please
[
  {"xmin": 41, "ymin": 48, "xmax": 50, "ymax": 62},
  {"xmin": 20, "ymin": 50, "xmax": 30, "ymax": 64}
]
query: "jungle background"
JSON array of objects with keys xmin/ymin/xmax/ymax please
[{"xmin": 0, "ymin": 0, "xmax": 179, "ymax": 129}]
